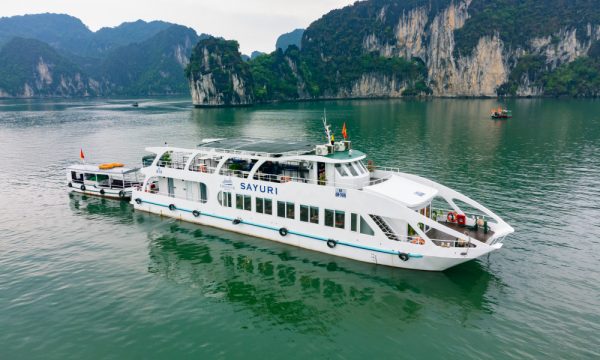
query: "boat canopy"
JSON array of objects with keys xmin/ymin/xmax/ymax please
[
  {"xmin": 67, "ymin": 164, "xmax": 139, "ymax": 175},
  {"xmin": 364, "ymin": 175, "xmax": 438, "ymax": 208}
]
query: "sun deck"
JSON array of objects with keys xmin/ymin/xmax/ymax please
[
  {"xmin": 197, "ymin": 138, "xmax": 316, "ymax": 157},
  {"xmin": 427, "ymin": 221, "xmax": 496, "ymax": 244}
]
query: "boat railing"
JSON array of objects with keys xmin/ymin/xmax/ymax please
[
  {"xmin": 431, "ymin": 207, "xmax": 489, "ymax": 222},
  {"xmin": 157, "ymin": 160, "xmax": 187, "ymax": 170}
]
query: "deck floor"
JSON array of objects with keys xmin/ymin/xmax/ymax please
[{"xmin": 426, "ymin": 222, "xmax": 495, "ymax": 243}]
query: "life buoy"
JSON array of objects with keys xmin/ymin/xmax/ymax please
[
  {"xmin": 168, "ymin": 204, "xmax": 176, "ymax": 211},
  {"xmin": 68, "ymin": 182, "xmax": 72, "ymax": 188},
  {"xmin": 447, "ymin": 212, "xmax": 456, "ymax": 223},
  {"xmin": 192, "ymin": 210, "xmax": 200, "ymax": 217},
  {"xmin": 280, "ymin": 176, "xmax": 291, "ymax": 183},
  {"xmin": 327, "ymin": 239, "xmax": 337, "ymax": 248},
  {"xmin": 80, "ymin": 184, "xmax": 86, "ymax": 191},
  {"xmin": 100, "ymin": 189, "xmax": 105, "ymax": 195},
  {"xmin": 279, "ymin": 227, "xmax": 288, "ymax": 236},
  {"xmin": 410, "ymin": 237, "xmax": 425, "ymax": 245},
  {"xmin": 398, "ymin": 252, "xmax": 410, "ymax": 261}
]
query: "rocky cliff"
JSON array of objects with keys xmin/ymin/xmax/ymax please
[
  {"xmin": 186, "ymin": 37, "xmax": 253, "ymax": 107},
  {"xmin": 187, "ymin": 0, "xmax": 600, "ymax": 105}
]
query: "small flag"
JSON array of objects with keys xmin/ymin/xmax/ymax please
[
  {"xmin": 80, "ymin": 149, "xmax": 85, "ymax": 160},
  {"xmin": 342, "ymin": 122, "xmax": 348, "ymax": 140}
]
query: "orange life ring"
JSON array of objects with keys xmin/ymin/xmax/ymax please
[
  {"xmin": 410, "ymin": 237, "xmax": 425, "ymax": 245},
  {"xmin": 447, "ymin": 212, "xmax": 456, "ymax": 222}
]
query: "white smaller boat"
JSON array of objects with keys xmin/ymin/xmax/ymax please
[{"xmin": 67, "ymin": 163, "xmax": 141, "ymax": 200}]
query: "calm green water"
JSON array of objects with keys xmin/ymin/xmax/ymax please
[{"xmin": 1, "ymin": 97, "xmax": 599, "ymax": 359}]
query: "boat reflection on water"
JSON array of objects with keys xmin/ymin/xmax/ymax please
[
  {"xmin": 146, "ymin": 219, "xmax": 505, "ymax": 333},
  {"xmin": 68, "ymin": 192, "xmax": 134, "ymax": 224}
]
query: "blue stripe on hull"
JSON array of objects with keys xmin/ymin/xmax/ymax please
[{"xmin": 136, "ymin": 198, "xmax": 423, "ymax": 259}]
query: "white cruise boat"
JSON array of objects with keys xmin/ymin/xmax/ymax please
[
  {"xmin": 131, "ymin": 137, "xmax": 514, "ymax": 271},
  {"xmin": 67, "ymin": 163, "xmax": 141, "ymax": 200}
]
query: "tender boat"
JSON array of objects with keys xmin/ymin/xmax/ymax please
[
  {"xmin": 131, "ymin": 130, "xmax": 514, "ymax": 271},
  {"xmin": 491, "ymin": 107, "xmax": 512, "ymax": 119},
  {"xmin": 67, "ymin": 163, "xmax": 141, "ymax": 200}
]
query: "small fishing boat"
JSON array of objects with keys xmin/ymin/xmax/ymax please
[
  {"xmin": 491, "ymin": 107, "xmax": 512, "ymax": 119},
  {"xmin": 132, "ymin": 102, "xmax": 139, "ymax": 108},
  {"xmin": 67, "ymin": 162, "xmax": 142, "ymax": 200}
]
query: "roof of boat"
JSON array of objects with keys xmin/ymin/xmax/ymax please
[
  {"xmin": 364, "ymin": 175, "xmax": 438, "ymax": 208},
  {"xmin": 67, "ymin": 164, "xmax": 139, "ymax": 175},
  {"xmin": 198, "ymin": 138, "xmax": 315, "ymax": 157}
]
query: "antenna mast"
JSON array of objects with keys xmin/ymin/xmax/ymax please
[{"xmin": 322, "ymin": 109, "xmax": 332, "ymax": 143}]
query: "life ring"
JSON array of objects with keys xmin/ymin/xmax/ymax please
[
  {"xmin": 447, "ymin": 212, "xmax": 456, "ymax": 222},
  {"xmin": 119, "ymin": 190, "xmax": 126, "ymax": 198},
  {"xmin": 192, "ymin": 210, "xmax": 201, "ymax": 217},
  {"xmin": 327, "ymin": 239, "xmax": 337, "ymax": 248},
  {"xmin": 80, "ymin": 184, "xmax": 86, "ymax": 191},
  {"xmin": 398, "ymin": 252, "xmax": 410, "ymax": 261},
  {"xmin": 279, "ymin": 227, "xmax": 288, "ymax": 236},
  {"xmin": 99, "ymin": 189, "xmax": 105, "ymax": 195},
  {"xmin": 232, "ymin": 218, "xmax": 241, "ymax": 225},
  {"xmin": 410, "ymin": 237, "xmax": 425, "ymax": 245},
  {"xmin": 68, "ymin": 182, "xmax": 72, "ymax": 188},
  {"xmin": 135, "ymin": 198, "xmax": 142, "ymax": 205},
  {"xmin": 168, "ymin": 204, "xmax": 176, "ymax": 211},
  {"xmin": 280, "ymin": 176, "xmax": 291, "ymax": 183}
]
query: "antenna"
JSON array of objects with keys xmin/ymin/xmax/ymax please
[{"xmin": 322, "ymin": 109, "xmax": 332, "ymax": 143}]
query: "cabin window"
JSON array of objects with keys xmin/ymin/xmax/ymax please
[
  {"xmin": 218, "ymin": 191, "xmax": 232, "ymax": 207},
  {"xmin": 84, "ymin": 173, "xmax": 97, "ymax": 181},
  {"xmin": 335, "ymin": 164, "xmax": 348, "ymax": 177},
  {"xmin": 256, "ymin": 197, "xmax": 272, "ymax": 215},
  {"xmin": 351, "ymin": 213, "xmax": 358, "ymax": 231},
  {"xmin": 199, "ymin": 183, "xmax": 208, "ymax": 203},
  {"xmin": 277, "ymin": 201, "xmax": 294, "ymax": 219},
  {"xmin": 300, "ymin": 205, "xmax": 318, "ymax": 223},
  {"xmin": 236, "ymin": 194, "xmax": 252, "ymax": 211},
  {"xmin": 360, "ymin": 216, "xmax": 375, "ymax": 235},
  {"xmin": 346, "ymin": 163, "xmax": 358, "ymax": 176},
  {"xmin": 325, "ymin": 209, "xmax": 345, "ymax": 228}
]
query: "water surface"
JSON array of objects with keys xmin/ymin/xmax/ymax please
[{"xmin": 1, "ymin": 97, "xmax": 599, "ymax": 359}]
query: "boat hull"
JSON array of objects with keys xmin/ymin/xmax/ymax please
[
  {"xmin": 131, "ymin": 191, "xmax": 498, "ymax": 271},
  {"xmin": 69, "ymin": 186, "xmax": 132, "ymax": 200}
]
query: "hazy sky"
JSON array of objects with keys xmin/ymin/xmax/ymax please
[{"xmin": 1, "ymin": 0, "xmax": 356, "ymax": 54}]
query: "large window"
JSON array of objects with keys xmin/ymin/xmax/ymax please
[
  {"xmin": 300, "ymin": 205, "xmax": 319, "ymax": 224},
  {"xmin": 325, "ymin": 209, "xmax": 345, "ymax": 228},
  {"xmin": 256, "ymin": 197, "xmax": 272, "ymax": 215},
  {"xmin": 218, "ymin": 191, "xmax": 232, "ymax": 207},
  {"xmin": 84, "ymin": 173, "xmax": 97, "ymax": 181},
  {"xmin": 199, "ymin": 183, "xmax": 207, "ymax": 203},
  {"xmin": 236, "ymin": 194, "xmax": 252, "ymax": 211},
  {"xmin": 351, "ymin": 213, "xmax": 374, "ymax": 236},
  {"xmin": 277, "ymin": 201, "xmax": 295, "ymax": 219}
]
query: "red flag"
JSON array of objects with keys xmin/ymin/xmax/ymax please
[
  {"xmin": 342, "ymin": 122, "xmax": 348, "ymax": 140},
  {"xmin": 80, "ymin": 149, "xmax": 85, "ymax": 160}
]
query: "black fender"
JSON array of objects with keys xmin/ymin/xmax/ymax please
[
  {"xmin": 80, "ymin": 184, "xmax": 86, "ymax": 191},
  {"xmin": 99, "ymin": 189, "xmax": 105, "ymax": 195},
  {"xmin": 192, "ymin": 210, "xmax": 201, "ymax": 217},
  {"xmin": 398, "ymin": 252, "xmax": 410, "ymax": 262},
  {"xmin": 135, "ymin": 198, "xmax": 142, "ymax": 205},
  {"xmin": 327, "ymin": 239, "xmax": 337, "ymax": 248},
  {"xmin": 168, "ymin": 204, "xmax": 176, "ymax": 211},
  {"xmin": 119, "ymin": 190, "xmax": 126, "ymax": 198},
  {"xmin": 279, "ymin": 227, "xmax": 288, "ymax": 236}
]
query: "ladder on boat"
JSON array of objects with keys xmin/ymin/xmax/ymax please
[{"xmin": 370, "ymin": 215, "xmax": 400, "ymax": 241}]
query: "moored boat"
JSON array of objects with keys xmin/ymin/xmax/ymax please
[{"xmin": 67, "ymin": 162, "xmax": 142, "ymax": 200}]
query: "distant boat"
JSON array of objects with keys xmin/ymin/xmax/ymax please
[
  {"xmin": 491, "ymin": 107, "xmax": 511, "ymax": 119},
  {"xmin": 132, "ymin": 102, "xmax": 139, "ymax": 107}
]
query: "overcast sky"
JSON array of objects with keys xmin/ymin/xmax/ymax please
[{"xmin": 1, "ymin": 0, "xmax": 356, "ymax": 54}]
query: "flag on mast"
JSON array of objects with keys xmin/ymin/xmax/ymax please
[
  {"xmin": 80, "ymin": 149, "xmax": 85, "ymax": 162},
  {"xmin": 342, "ymin": 122, "xmax": 348, "ymax": 140}
]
